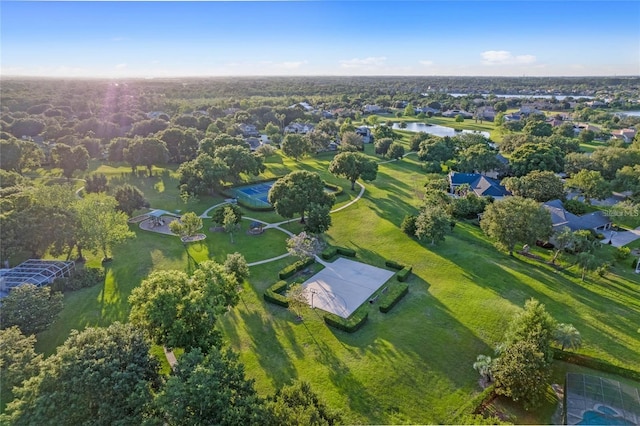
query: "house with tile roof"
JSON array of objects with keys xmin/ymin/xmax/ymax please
[
  {"xmin": 542, "ymin": 199, "xmax": 612, "ymax": 233},
  {"xmin": 448, "ymin": 172, "xmax": 510, "ymax": 198}
]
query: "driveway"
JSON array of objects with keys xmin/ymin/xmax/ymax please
[{"xmin": 602, "ymin": 227, "xmax": 640, "ymax": 248}]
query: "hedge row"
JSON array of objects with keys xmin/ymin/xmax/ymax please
[
  {"xmin": 379, "ymin": 284, "xmax": 409, "ymax": 313},
  {"xmin": 553, "ymin": 349, "xmax": 640, "ymax": 381},
  {"xmin": 278, "ymin": 257, "xmax": 315, "ymax": 280},
  {"xmin": 384, "ymin": 260, "xmax": 405, "ymax": 270},
  {"xmin": 323, "ymin": 181, "xmax": 344, "ymax": 196},
  {"xmin": 263, "ymin": 290, "xmax": 289, "ymax": 307},
  {"xmin": 337, "ymin": 247, "xmax": 356, "ymax": 257},
  {"xmin": 321, "ymin": 246, "xmax": 338, "ymax": 260},
  {"xmin": 396, "ymin": 266, "xmax": 412, "ymax": 282},
  {"xmin": 263, "ymin": 280, "xmax": 290, "ymax": 307},
  {"xmin": 321, "ymin": 246, "xmax": 356, "ymax": 261},
  {"xmin": 323, "ymin": 308, "xmax": 368, "ymax": 333}
]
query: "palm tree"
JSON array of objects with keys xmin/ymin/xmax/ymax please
[
  {"xmin": 554, "ymin": 323, "xmax": 582, "ymax": 351},
  {"xmin": 473, "ymin": 354, "xmax": 494, "ymax": 382}
]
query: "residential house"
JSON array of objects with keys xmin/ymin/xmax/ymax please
[
  {"xmin": 442, "ymin": 109, "xmax": 473, "ymax": 119},
  {"xmin": 574, "ymin": 123, "xmax": 602, "ymax": 135},
  {"xmin": 542, "ymin": 199, "xmax": 612, "ymax": 233},
  {"xmin": 518, "ymin": 105, "xmax": 545, "ymax": 117},
  {"xmin": 610, "ymin": 128, "xmax": 637, "ymax": 143},
  {"xmin": 237, "ymin": 123, "xmax": 260, "ymax": 138},
  {"xmin": 363, "ymin": 104, "xmax": 383, "ymax": 114},
  {"xmin": 289, "ymin": 102, "xmax": 314, "ymax": 112},
  {"xmin": 147, "ymin": 111, "xmax": 169, "ymax": 120},
  {"xmin": 448, "ymin": 172, "xmax": 511, "ymax": 199},
  {"xmin": 355, "ymin": 126, "xmax": 372, "ymax": 144},
  {"xmin": 245, "ymin": 137, "xmax": 262, "ymax": 151},
  {"xmin": 475, "ymin": 106, "xmax": 496, "ymax": 122},
  {"xmin": 416, "ymin": 106, "xmax": 440, "ymax": 116},
  {"xmin": 284, "ymin": 122, "xmax": 315, "ymax": 134},
  {"xmin": 586, "ymin": 100, "xmax": 608, "ymax": 108}
]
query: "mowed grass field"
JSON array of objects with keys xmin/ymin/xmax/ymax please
[{"xmin": 33, "ymin": 150, "xmax": 640, "ymax": 424}]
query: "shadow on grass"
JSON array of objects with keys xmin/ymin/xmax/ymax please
[
  {"xmin": 313, "ymin": 339, "xmax": 382, "ymax": 422},
  {"xmin": 438, "ymin": 225, "xmax": 640, "ymax": 368},
  {"xmin": 242, "ymin": 310, "xmax": 299, "ymax": 389}
]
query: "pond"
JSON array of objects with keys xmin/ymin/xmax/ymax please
[{"xmin": 392, "ymin": 122, "xmax": 490, "ymax": 139}]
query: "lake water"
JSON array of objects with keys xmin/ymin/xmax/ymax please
[
  {"xmin": 392, "ymin": 122, "xmax": 490, "ymax": 138},
  {"xmin": 618, "ymin": 110, "xmax": 640, "ymax": 117},
  {"xmin": 446, "ymin": 93, "xmax": 594, "ymax": 100}
]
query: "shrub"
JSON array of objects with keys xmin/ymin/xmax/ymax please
[
  {"xmin": 278, "ymin": 257, "xmax": 315, "ymax": 280},
  {"xmin": 384, "ymin": 260, "xmax": 405, "ymax": 270},
  {"xmin": 396, "ymin": 266, "xmax": 412, "ymax": 282},
  {"xmin": 401, "ymin": 214, "xmax": 417, "ymax": 236},
  {"xmin": 323, "ymin": 181, "xmax": 343, "ymax": 197},
  {"xmin": 633, "ymin": 258, "xmax": 639, "ymax": 269},
  {"xmin": 379, "ymin": 284, "xmax": 409, "ymax": 313},
  {"xmin": 52, "ymin": 267, "xmax": 105, "ymax": 292},
  {"xmin": 615, "ymin": 246, "xmax": 631, "ymax": 262},
  {"xmin": 263, "ymin": 280, "xmax": 290, "ymax": 307},
  {"xmin": 270, "ymin": 280, "xmax": 288, "ymax": 294},
  {"xmin": 553, "ymin": 349, "xmax": 640, "ymax": 382},
  {"xmin": 263, "ymin": 290, "xmax": 289, "ymax": 307},
  {"xmin": 336, "ymin": 247, "xmax": 356, "ymax": 257},
  {"xmin": 321, "ymin": 246, "xmax": 338, "ymax": 261},
  {"xmin": 323, "ymin": 308, "xmax": 368, "ymax": 333}
]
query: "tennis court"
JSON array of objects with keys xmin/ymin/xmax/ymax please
[{"xmin": 232, "ymin": 181, "xmax": 275, "ymax": 208}]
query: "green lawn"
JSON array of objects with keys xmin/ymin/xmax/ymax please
[{"xmin": 31, "ymin": 151, "xmax": 640, "ymax": 424}]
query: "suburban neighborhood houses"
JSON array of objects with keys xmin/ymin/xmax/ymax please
[{"xmin": 1, "ymin": 73, "xmax": 639, "ymax": 426}]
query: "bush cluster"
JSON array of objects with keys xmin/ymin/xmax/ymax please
[
  {"xmin": 323, "ymin": 181, "xmax": 343, "ymax": 197},
  {"xmin": 321, "ymin": 246, "xmax": 356, "ymax": 261},
  {"xmin": 336, "ymin": 247, "xmax": 356, "ymax": 257},
  {"xmin": 52, "ymin": 267, "xmax": 105, "ymax": 292},
  {"xmin": 396, "ymin": 266, "xmax": 412, "ymax": 282},
  {"xmin": 321, "ymin": 246, "xmax": 338, "ymax": 260},
  {"xmin": 278, "ymin": 257, "xmax": 315, "ymax": 280},
  {"xmin": 263, "ymin": 280, "xmax": 290, "ymax": 307},
  {"xmin": 378, "ymin": 284, "xmax": 409, "ymax": 313},
  {"xmin": 384, "ymin": 260, "xmax": 405, "ymax": 270},
  {"xmin": 553, "ymin": 349, "xmax": 640, "ymax": 381},
  {"xmin": 323, "ymin": 308, "xmax": 368, "ymax": 333}
]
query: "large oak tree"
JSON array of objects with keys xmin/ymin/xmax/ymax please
[{"xmin": 268, "ymin": 170, "xmax": 335, "ymax": 223}]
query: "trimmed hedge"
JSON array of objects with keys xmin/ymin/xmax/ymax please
[
  {"xmin": 323, "ymin": 181, "xmax": 344, "ymax": 196},
  {"xmin": 263, "ymin": 280, "xmax": 290, "ymax": 307},
  {"xmin": 396, "ymin": 266, "xmax": 412, "ymax": 282},
  {"xmin": 385, "ymin": 260, "xmax": 405, "ymax": 270},
  {"xmin": 321, "ymin": 246, "xmax": 338, "ymax": 261},
  {"xmin": 278, "ymin": 257, "xmax": 315, "ymax": 280},
  {"xmin": 320, "ymin": 246, "xmax": 356, "ymax": 260},
  {"xmin": 336, "ymin": 247, "xmax": 356, "ymax": 257},
  {"xmin": 379, "ymin": 284, "xmax": 409, "ymax": 313},
  {"xmin": 263, "ymin": 290, "xmax": 289, "ymax": 307},
  {"xmin": 323, "ymin": 308, "xmax": 368, "ymax": 333},
  {"xmin": 553, "ymin": 349, "xmax": 640, "ymax": 381}
]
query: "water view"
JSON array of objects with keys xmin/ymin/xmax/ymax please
[
  {"xmin": 392, "ymin": 122, "xmax": 491, "ymax": 138},
  {"xmin": 447, "ymin": 93, "xmax": 594, "ymax": 100}
]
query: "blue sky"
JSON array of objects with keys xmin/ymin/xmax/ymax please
[{"xmin": 2, "ymin": 1, "xmax": 639, "ymax": 77}]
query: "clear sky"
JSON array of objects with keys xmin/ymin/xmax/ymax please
[{"xmin": 1, "ymin": 1, "xmax": 639, "ymax": 78}]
